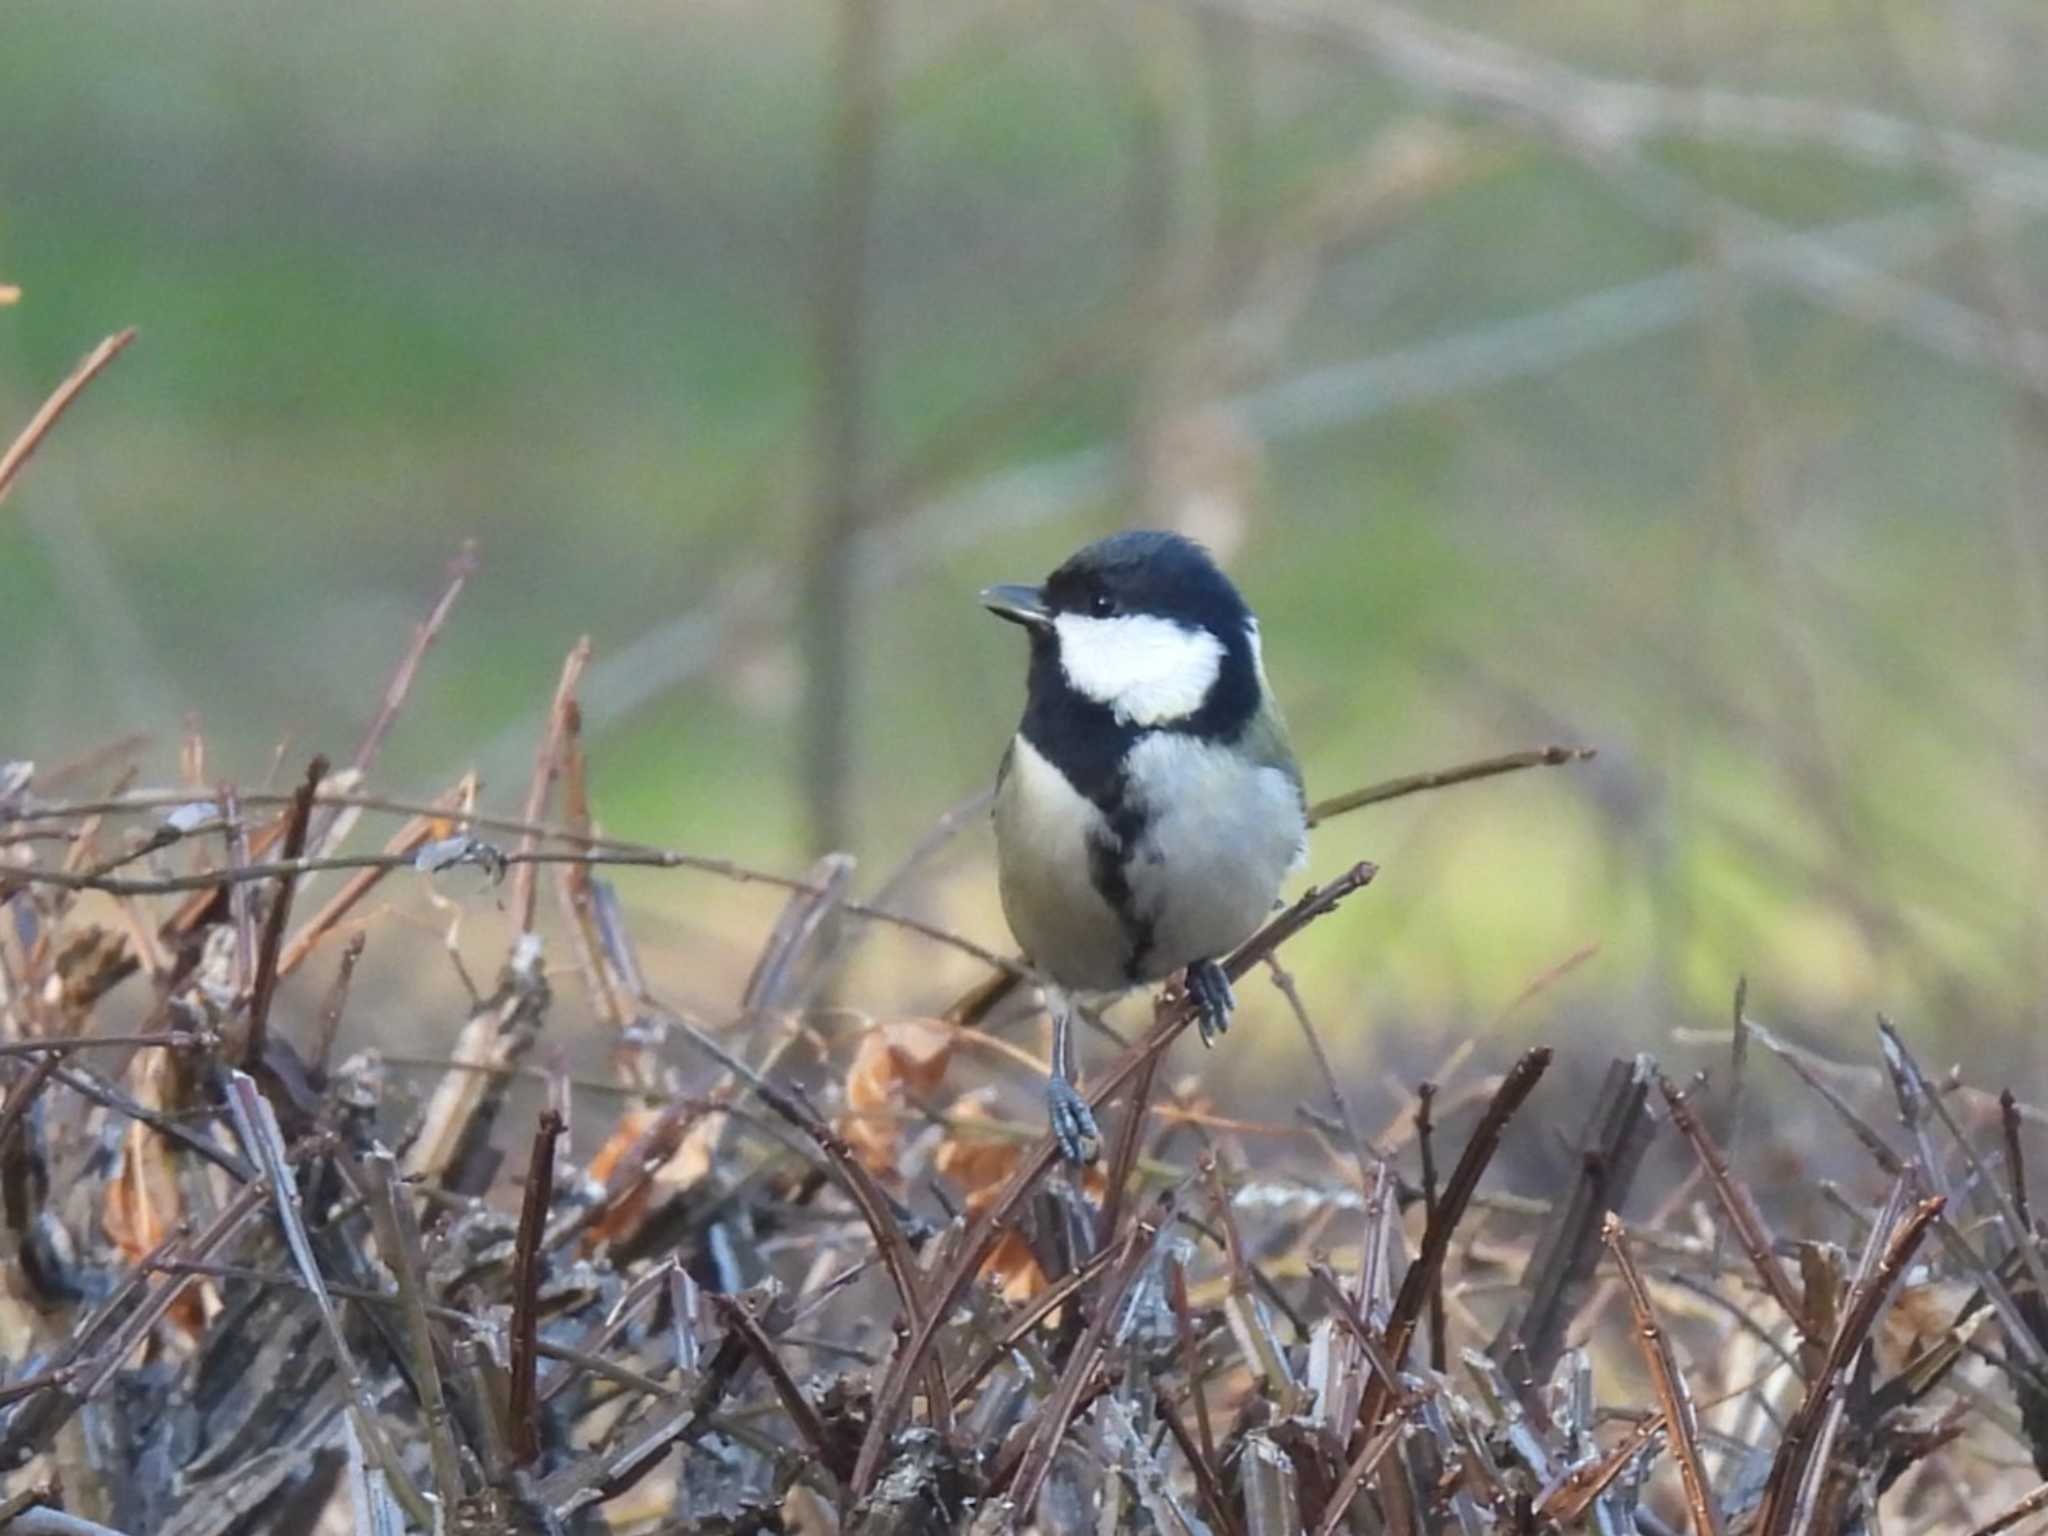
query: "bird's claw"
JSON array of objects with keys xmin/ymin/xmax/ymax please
[
  {"xmin": 1187, "ymin": 960, "xmax": 1235, "ymax": 1047},
  {"xmin": 1047, "ymin": 1073, "xmax": 1101, "ymax": 1165}
]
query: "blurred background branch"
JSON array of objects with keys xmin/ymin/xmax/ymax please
[{"xmin": 6, "ymin": 0, "xmax": 2048, "ymax": 1052}]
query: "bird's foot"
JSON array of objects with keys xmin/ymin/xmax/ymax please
[
  {"xmin": 1186, "ymin": 960, "xmax": 1235, "ymax": 1047},
  {"xmin": 1047, "ymin": 1072, "xmax": 1101, "ymax": 1165}
]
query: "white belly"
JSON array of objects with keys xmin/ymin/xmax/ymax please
[
  {"xmin": 992, "ymin": 735, "xmax": 1132, "ymax": 990},
  {"xmin": 991, "ymin": 732, "xmax": 1306, "ymax": 992}
]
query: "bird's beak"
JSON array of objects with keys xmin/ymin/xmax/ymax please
[{"xmin": 980, "ymin": 583, "xmax": 1052, "ymax": 629}]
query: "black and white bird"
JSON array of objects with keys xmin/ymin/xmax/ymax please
[{"xmin": 982, "ymin": 531, "xmax": 1307, "ymax": 1163}]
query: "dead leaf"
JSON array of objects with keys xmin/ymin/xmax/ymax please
[{"xmin": 840, "ymin": 1020, "xmax": 954, "ymax": 1179}]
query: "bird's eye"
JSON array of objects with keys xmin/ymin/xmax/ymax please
[{"xmin": 1089, "ymin": 592, "xmax": 1116, "ymax": 618}]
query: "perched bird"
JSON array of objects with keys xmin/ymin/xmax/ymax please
[{"xmin": 982, "ymin": 530, "xmax": 1307, "ymax": 1162}]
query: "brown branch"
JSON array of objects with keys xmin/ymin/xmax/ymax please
[
  {"xmin": 0, "ymin": 1034, "xmax": 204, "ymax": 1058},
  {"xmin": 9, "ymin": 839, "xmax": 1027, "ymax": 979},
  {"xmin": 509, "ymin": 1108, "xmax": 565, "ymax": 1467},
  {"xmin": 243, "ymin": 755, "xmax": 326, "ymax": 1069},
  {"xmin": 1307, "ymin": 1261, "xmax": 1411, "ymax": 1410},
  {"xmin": 1415, "ymin": 1079, "xmax": 1445, "ymax": 1373},
  {"xmin": 513, "ymin": 640, "xmax": 591, "ymax": 935},
  {"xmin": 1752, "ymin": 1191, "xmax": 1945, "ymax": 1534},
  {"xmin": 1168, "ymin": 1258, "xmax": 1221, "ymax": 1502},
  {"xmin": 1305, "ymin": 744, "xmax": 1593, "ymax": 826},
  {"xmin": 0, "ymin": 329, "xmax": 137, "ymax": 506},
  {"xmin": 1095, "ymin": 1024, "xmax": 1165, "ymax": 1251},
  {"xmin": 277, "ymin": 775, "xmax": 476, "ymax": 979},
  {"xmin": 949, "ymin": 1241, "xmax": 1124, "ymax": 1404},
  {"xmin": 1313, "ymin": 1413, "xmax": 1411, "ymax": 1536},
  {"xmin": 1491, "ymin": 1053, "xmax": 1656, "ymax": 1383},
  {"xmin": 1537, "ymin": 1408, "xmax": 1669, "ymax": 1523},
  {"xmin": 1154, "ymin": 1384, "xmax": 1238, "ymax": 1536},
  {"xmin": 1970, "ymin": 1482, "xmax": 2048, "ymax": 1536},
  {"xmin": 1659, "ymin": 1071, "xmax": 1807, "ymax": 1337},
  {"xmin": 1007, "ymin": 1193, "xmax": 1172, "ymax": 1516},
  {"xmin": 2004, "ymin": 1088, "xmax": 2033, "ymax": 1233},
  {"xmin": 348, "ymin": 541, "xmax": 479, "ymax": 782},
  {"xmin": 1360, "ymin": 1045, "xmax": 1551, "ymax": 1437},
  {"xmin": 711, "ymin": 1292, "xmax": 850, "ymax": 1487},
  {"xmin": 1603, "ymin": 1212, "xmax": 1724, "ymax": 1536},
  {"xmin": 309, "ymin": 932, "xmax": 366, "ymax": 1074}
]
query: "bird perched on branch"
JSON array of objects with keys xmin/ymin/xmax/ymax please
[{"xmin": 982, "ymin": 530, "xmax": 1307, "ymax": 1163}]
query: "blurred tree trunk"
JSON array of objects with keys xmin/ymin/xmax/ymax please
[{"xmin": 805, "ymin": 0, "xmax": 885, "ymax": 858}]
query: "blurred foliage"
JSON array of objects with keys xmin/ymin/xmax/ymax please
[{"xmin": 6, "ymin": 0, "xmax": 2048, "ymax": 1059}]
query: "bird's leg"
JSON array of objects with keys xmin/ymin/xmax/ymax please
[
  {"xmin": 1044, "ymin": 987, "xmax": 1101, "ymax": 1165},
  {"xmin": 1185, "ymin": 960, "xmax": 1235, "ymax": 1047}
]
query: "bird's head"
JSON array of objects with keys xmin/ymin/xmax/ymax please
[{"xmin": 982, "ymin": 530, "xmax": 1261, "ymax": 730}]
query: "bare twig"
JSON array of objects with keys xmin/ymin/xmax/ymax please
[
  {"xmin": 1305, "ymin": 745, "xmax": 1594, "ymax": 826},
  {"xmin": 346, "ymin": 542, "xmax": 479, "ymax": 782},
  {"xmin": 711, "ymin": 1292, "xmax": 851, "ymax": 1487},
  {"xmin": 0, "ymin": 329, "xmax": 137, "ymax": 506},
  {"xmin": 1604, "ymin": 1212, "xmax": 1725, "ymax": 1536},
  {"xmin": 512, "ymin": 640, "xmax": 591, "ymax": 935},
  {"xmin": 244, "ymin": 755, "xmax": 326, "ymax": 1069},
  {"xmin": 1491, "ymin": 1053, "xmax": 1655, "ymax": 1384},
  {"xmin": 1752, "ymin": 1188, "xmax": 1946, "ymax": 1534},
  {"xmin": 1415, "ymin": 1079, "xmax": 1445, "ymax": 1373},
  {"xmin": 666, "ymin": 1013, "xmax": 951, "ymax": 1433},
  {"xmin": 508, "ymin": 1108, "xmax": 565, "ymax": 1467},
  {"xmin": 1969, "ymin": 1481, "xmax": 2048, "ymax": 1536},
  {"xmin": 1659, "ymin": 1071, "xmax": 1807, "ymax": 1336},
  {"xmin": 1007, "ymin": 1192, "xmax": 1173, "ymax": 1515},
  {"xmin": 1362, "ymin": 1044, "xmax": 1551, "ymax": 1435}
]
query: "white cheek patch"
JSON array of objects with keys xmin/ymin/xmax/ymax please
[{"xmin": 1053, "ymin": 612, "xmax": 1223, "ymax": 726}]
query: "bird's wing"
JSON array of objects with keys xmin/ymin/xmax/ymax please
[{"xmin": 1239, "ymin": 708, "xmax": 1305, "ymax": 808}]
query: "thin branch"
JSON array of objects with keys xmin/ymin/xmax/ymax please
[
  {"xmin": 1361, "ymin": 1045, "xmax": 1551, "ymax": 1435},
  {"xmin": 1969, "ymin": 1482, "xmax": 2048, "ymax": 1536},
  {"xmin": 244, "ymin": 755, "xmax": 326, "ymax": 1069},
  {"xmin": 0, "ymin": 329, "xmax": 137, "ymax": 506},
  {"xmin": 1305, "ymin": 745, "xmax": 1593, "ymax": 826},
  {"xmin": 347, "ymin": 542, "xmax": 479, "ymax": 783},
  {"xmin": 1415, "ymin": 1079, "xmax": 1445, "ymax": 1374},
  {"xmin": 711, "ymin": 1292, "xmax": 849, "ymax": 1488},
  {"xmin": 508, "ymin": 1107, "xmax": 564, "ymax": 1467},
  {"xmin": 1603, "ymin": 1212, "xmax": 1725, "ymax": 1536},
  {"xmin": 513, "ymin": 639, "xmax": 591, "ymax": 935},
  {"xmin": 1659, "ymin": 1071, "xmax": 1807, "ymax": 1338},
  {"xmin": 5, "ymin": 838, "xmax": 1029, "ymax": 979}
]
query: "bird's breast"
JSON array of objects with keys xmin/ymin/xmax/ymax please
[
  {"xmin": 991, "ymin": 733, "xmax": 1135, "ymax": 992},
  {"xmin": 1118, "ymin": 732, "xmax": 1307, "ymax": 979},
  {"xmin": 992, "ymin": 728, "xmax": 1307, "ymax": 994}
]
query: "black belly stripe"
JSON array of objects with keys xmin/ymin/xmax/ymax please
[{"xmin": 1085, "ymin": 801, "xmax": 1155, "ymax": 983}]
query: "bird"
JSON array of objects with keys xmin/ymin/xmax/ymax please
[{"xmin": 981, "ymin": 530, "xmax": 1307, "ymax": 1163}]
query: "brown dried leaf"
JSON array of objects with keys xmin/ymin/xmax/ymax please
[
  {"xmin": 840, "ymin": 1020, "xmax": 954, "ymax": 1178},
  {"xmin": 101, "ymin": 1050, "xmax": 204, "ymax": 1336},
  {"xmin": 581, "ymin": 1103, "xmax": 722, "ymax": 1250}
]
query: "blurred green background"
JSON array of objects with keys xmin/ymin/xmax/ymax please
[{"xmin": 6, "ymin": 0, "xmax": 2047, "ymax": 1069}]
